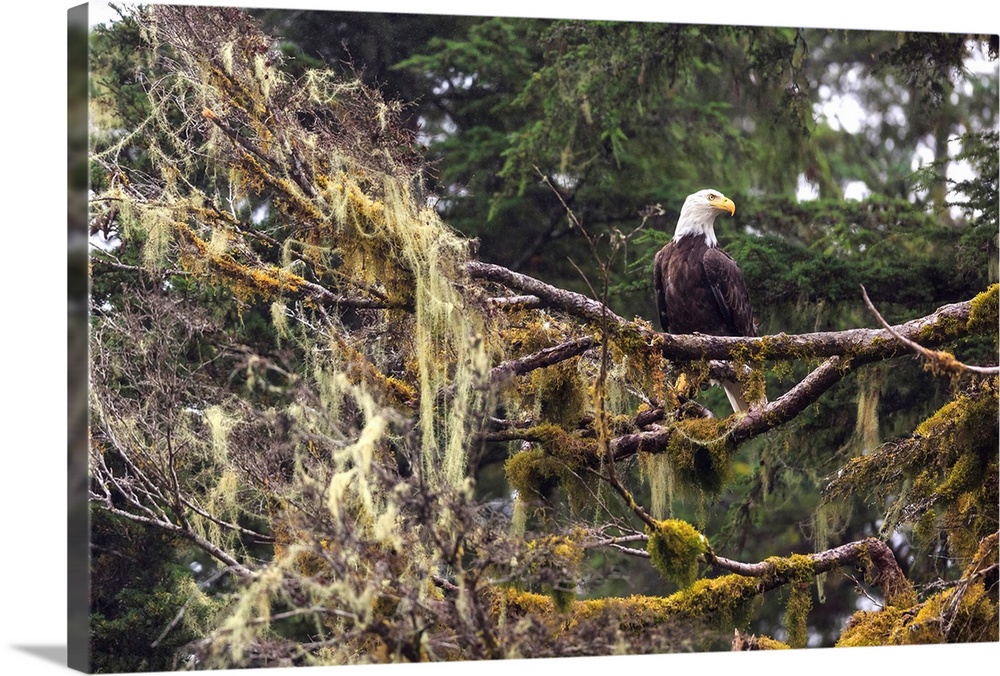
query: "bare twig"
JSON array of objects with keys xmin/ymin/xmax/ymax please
[
  {"xmin": 861, "ymin": 284, "xmax": 999, "ymax": 375},
  {"xmin": 610, "ymin": 545, "xmax": 651, "ymax": 558}
]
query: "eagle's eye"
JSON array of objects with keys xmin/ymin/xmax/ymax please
[{"xmin": 707, "ymin": 193, "xmax": 717, "ymax": 201}]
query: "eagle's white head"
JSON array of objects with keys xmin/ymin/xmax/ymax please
[{"xmin": 672, "ymin": 188, "xmax": 736, "ymax": 247}]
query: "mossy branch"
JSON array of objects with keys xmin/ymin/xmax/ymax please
[
  {"xmin": 593, "ymin": 529, "xmax": 912, "ymax": 606},
  {"xmin": 491, "ymin": 336, "xmax": 598, "ymax": 389},
  {"xmin": 470, "ymin": 261, "xmax": 988, "ymax": 363},
  {"xmin": 612, "ymin": 342, "xmax": 974, "ymax": 462},
  {"xmin": 709, "ymin": 537, "xmax": 912, "ymax": 604},
  {"xmin": 655, "ymin": 297, "xmax": 977, "ymax": 361}
]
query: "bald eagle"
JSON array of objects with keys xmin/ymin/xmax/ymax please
[{"xmin": 653, "ymin": 189, "xmax": 760, "ymax": 413}]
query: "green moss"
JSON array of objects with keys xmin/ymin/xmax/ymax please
[
  {"xmin": 730, "ymin": 334, "xmax": 782, "ymax": 405},
  {"xmin": 933, "ymin": 451, "xmax": 980, "ymax": 501},
  {"xmin": 755, "ymin": 636, "xmax": 791, "ymax": 650},
  {"xmin": 504, "ymin": 449, "xmax": 563, "ymax": 500},
  {"xmin": 489, "ymin": 572, "xmax": 763, "ymax": 637},
  {"xmin": 503, "ymin": 425, "xmax": 594, "ymax": 505},
  {"xmin": 665, "ymin": 417, "xmax": 733, "ymax": 494},
  {"xmin": 611, "ymin": 325, "xmax": 667, "ymax": 397},
  {"xmin": 657, "ymin": 574, "xmax": 761, "ymax": 630},
  {"xmin": 918, "ymin": 314, "xmax": 967, "ymax": 345},
  {"xmin": 765, "ymin": 552, "xmax": 816, "ymax": 580},
  {"xmin": 836, "ymin": 607, "xmax": 905, "ymax": 647},
  {"xmin": 838, "ymin": 535, "xmax": 998, "ymax": 648},
  {"xmin": 967, "ymin": 283, "xmax": 999, "ymax": 335},
  {"xmin": 539, "ymin": 424, "xmax": 595, "ymax": 466},
  {"xmin": 645, "ymin": 519, "xmax": 708, "ymax": 588},
  {"xmin": 533, "ymin": 361, "xmax": 590, "ymax": 428},
  {"xmin": 890, "ymin": 583, "xmax": 998, "ymax": 644},
  {"xmin": 524, "ymin": 535, "xmax": 585, "ymax": 613},
  {"xmin": 826, "ymin": 378, "xmax": 998, "ymax": 562}
]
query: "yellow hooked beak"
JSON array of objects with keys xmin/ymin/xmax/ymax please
[{"xmin": 713, "ymin": 196, "xmax": 736, "ymax": 217}]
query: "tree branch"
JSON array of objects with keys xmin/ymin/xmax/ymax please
[
  {"xmin": 489, "ymin": 336, "xmax": 597, "ymax": 386},
  {"xmin": 705, "ymin": 537, "xmax": 910, "ymax": 602},
  {"xmin": 656, "ymin": 298, "xmax": 976, "ymax": 361},
  {"xmin": 588, "ymin": 530, "xmax": 909, "ymax": 604},
  {"xmin": 861, "ymin": 284, "xmax": 998, "ymax": 375},
  {"xmin": 469, "ymin": 260, "xmax": 981, "ymax": 363},
  {"xmin": 467, "ymin": 261, "xmax": 629, "ymax": 326}
]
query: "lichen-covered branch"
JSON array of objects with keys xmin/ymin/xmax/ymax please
[
  {"xmin": 707, "ymin": 537, "xmax": 913, "ymax": 605},
  {"xmin": 469, "ymin": 260, "xmax": 990, "ymax": 364},
  {"xmin": 490, "ymin": 336, "xmax": 597, "ymax": 385}
]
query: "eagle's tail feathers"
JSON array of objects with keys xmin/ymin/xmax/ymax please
[
  {"xmin": 721, "ymin": 379, "xmax": 748, "ymax": 415},
  {"xmin": 720, "ymin": 379, "xmax": 767, "ymax": 415}
]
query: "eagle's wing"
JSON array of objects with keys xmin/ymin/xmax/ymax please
[
  {"xmin": 653, "ymin": 246, "xmax": 671, "ymax": 332},
  {"xmin": 702, "ymin": 247, "xmax": 756, "ymax": 337}
]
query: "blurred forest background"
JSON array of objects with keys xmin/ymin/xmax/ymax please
[{"xmin": 81, "ymin": 3, "xmax": 998, "ymax": 672}]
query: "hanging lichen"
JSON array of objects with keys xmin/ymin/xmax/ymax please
[{"xmin": 640, "ymin": 451, "xmax": 675, "ymax": 519}]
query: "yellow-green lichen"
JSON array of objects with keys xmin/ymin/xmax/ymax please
[
  {"xmin": 784, "ymin": 581, "xmax": 812, "ymax": 649},
  {"xmin": 646, "ymin": 518, "xmax": 708, "ymax": 589},
  {"xmin": 639, "ymin": 451, "xmax": 675, "ymax": 519}
]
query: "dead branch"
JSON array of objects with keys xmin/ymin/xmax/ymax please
[
  {"xmin": 467, "ymin": 261, "xmax": 629, "ymax": 326},
  {"xmin": 489, "ymin": 336, "xmax": 597, "ymax": 385}
]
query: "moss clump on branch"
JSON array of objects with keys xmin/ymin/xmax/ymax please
[
  {"xmin": 503, "ymin": 423, "xmax": 594, "ymax": 504},
  {"xmin": 489, "ymin": 573, "xmax": 760, "ymax": 637},
  {"xmin": 532, "ymin": 359, "xmax": 590, "ymax": 428},
  {"xmin": 523, "ymin": 535, "xmax": 586, "ymax": 612},
  {"xmin": 967, "ymin": 283, "xmax": 999, "ymax": 335},
  {"xmin": 837, "ymin": 581, "xmax": 998, "ymax": 646},
  {"xmin": 646, "ymin": 519, "xmax": 708, "ymax": 589},
  {"xmin": 664, "ymin": 417, "xmax": 734, "ymax": 493},
  {"xmin": 755, "ymin": 635, "xmax": 791, "ymax": 650}
]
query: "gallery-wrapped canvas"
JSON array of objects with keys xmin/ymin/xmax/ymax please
[{"xmin": 69, "ymin": 1, "xmax": 999, "ymax": 673}]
